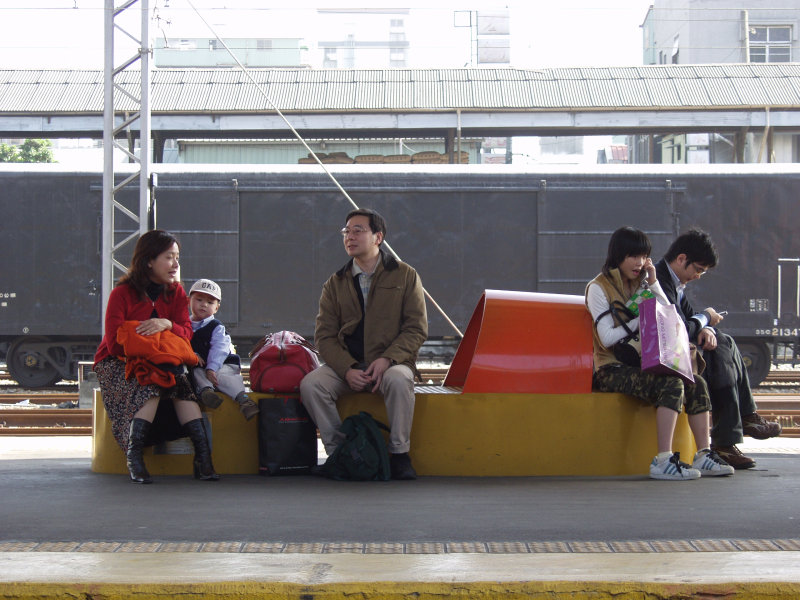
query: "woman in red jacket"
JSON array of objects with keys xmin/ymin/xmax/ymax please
[{"xmin": 93, "ymin": 230, "xmax": 218, "ymax": 484}]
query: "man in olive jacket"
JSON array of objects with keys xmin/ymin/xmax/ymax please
[{"xmin": 300, "ymin": 208, "xmax": 427, "ymax": 479}]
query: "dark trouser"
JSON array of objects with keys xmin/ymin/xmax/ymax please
[{"xmin": 704, "ymin": 333, "xmax": 758, "ymax": 447}]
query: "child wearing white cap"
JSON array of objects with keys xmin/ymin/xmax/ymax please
[{"xmin": 188, "ymin": 278, "xmax": 258, "ymax": 420}]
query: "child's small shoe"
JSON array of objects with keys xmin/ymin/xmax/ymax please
[
  {"xmin": 235, "ymin": 393, "xmax": 259, "ymax": 421},
  {"xmin": 198, "ymin": 387, "xmax": 223, "ymax": 409}
]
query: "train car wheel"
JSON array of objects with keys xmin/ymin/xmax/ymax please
[
  {"xmin": 737, "ymin": 340, "xmax": 771, "ymax": 387},
  {"xmin": 7, "ymin": 336, "xmax": 63, "ymax": 388}
]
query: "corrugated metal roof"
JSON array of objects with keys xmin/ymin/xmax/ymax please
[
  {"xmin": 644, "ymin": 78, "xmax": 682, "ymax": 107},
  {"xmin": 673, "ymin": 77, "xmax": 709, "ymax": 107},
  {"xmin": 615, "ymin": 78, "xmax": 651, "ymax": 107},
  {"xmin": 1, "ymin": 65, "xmax": 800, "ymax": 114},
  {"xmin": 558, "ymin": 79, "xmax": 592, "ymax": 107},
  {"xmin": 702, "ymin": 77, "xmax": 741, "ymax": 106}
]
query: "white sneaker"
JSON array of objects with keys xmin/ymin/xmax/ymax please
[
  {"xmin": 693, "ymin": 449, "xmax": 734, "ymax": 477},
  {"xmin": 649, "ymin": 452, "xmax": 701, "ymax": 481}
]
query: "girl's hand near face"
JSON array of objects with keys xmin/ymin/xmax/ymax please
[{"xmin": 643, "ymin": 258, "xmax": 657, "ymax": 286}]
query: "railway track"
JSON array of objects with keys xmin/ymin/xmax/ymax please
[
  {"xmin": 0, "ymin": 392, "xmax": 79, "ymax": 405},
  {"xmin": 0, "ymin": 409, "xmax": 92, "ymax": 435},
  {"xmin": 0, "ymin": 365, "xmax": 451, "ymax": 386},
  {"xmin": 2, "ymin": 365, "xmax": 798, "ymax": 387},
  {"xmin": 1, "ymin": 367, "xmax": 799, "ymax": 436},
  {"xmin": 762, "ymin": 371, "xmax": 800, "ymax": 384}
]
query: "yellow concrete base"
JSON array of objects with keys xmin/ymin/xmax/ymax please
[
  {"xmin": 92, "ymin": 389, "xmax": 695, "ymax": 477},
  {"xmin": 339, "ymin": 392, "xmax": 695, "ymax": 476},
  {"xmin": 91, "ymin": 390, "xmax": 259, "ymax": 476}
]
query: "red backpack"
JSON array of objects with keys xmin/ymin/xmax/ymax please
[{"xmin": 249, "ymin": 331, "xmax": 321, "ymax": 393}]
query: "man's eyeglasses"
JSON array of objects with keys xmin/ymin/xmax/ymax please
[
  {"xmin": 690, "ymin": 263, "xmax": 708, "ymax": 276},
  {"xmin": 341, "ymin": 226, "xmax": 371, "ymax": 237}
]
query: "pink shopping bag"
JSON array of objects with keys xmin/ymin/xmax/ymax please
[{"xmin": 639, "ymin": 297, "xmax": 694, "ymax": 384}]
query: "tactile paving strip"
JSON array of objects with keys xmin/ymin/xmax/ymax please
[{"xmin": 2, "ymin": 538, "xmax": 799, "ymax": 554}]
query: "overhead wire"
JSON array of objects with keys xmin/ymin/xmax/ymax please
[{"xmin": 183, "ymin": 0, "xmax": 464, "ymax": 338}]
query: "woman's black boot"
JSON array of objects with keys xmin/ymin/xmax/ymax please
[
  {"xmin": 184, "ymin": 418, "xmax": 220, "ymax": 481},
  {"xmin": 127, "ymin": 418, "xmax": 153, "ymax": 484}
]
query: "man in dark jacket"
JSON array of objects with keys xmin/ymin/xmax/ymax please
[
  {"xmin": 655, "ymin": 229, "xmax": 781, "ymax": 469},
  {"xmin": 300, "ymin": 208, "xmax": 428, "ymax": 480}
]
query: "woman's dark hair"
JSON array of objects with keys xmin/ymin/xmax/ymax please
[
  {"xmin": 602, "ymin": 227, "xmax": 652, "ymax": 276},
  {"xmin": 118, "ymin": 229, "xmax": 180, "ymax": 296},
  {"xmin": 663, "ymin": 228, "xmax": 718, "ymax": 269},
  {"xmin": 345, "ymin": 208, "xmax": 387, "ymax": 242}
]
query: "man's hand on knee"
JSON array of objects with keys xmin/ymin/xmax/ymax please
[{"xmin": 365, "ymin": 357, "xmax": 392, "ymax": 392}]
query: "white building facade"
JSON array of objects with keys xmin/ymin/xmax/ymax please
[{"xmin": 637, "ymin": 0, "xmax": 800, "ymax": 163}]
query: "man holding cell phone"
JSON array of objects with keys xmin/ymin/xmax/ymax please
[{"xmin": 655, "ymin": 229, "xmax": 782, "ymax": 470}]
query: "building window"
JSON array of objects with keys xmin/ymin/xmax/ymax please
[
  {"xmin": 209, "ymin": 39, "xmax": 218, "ymax": 51},
  {"xmin": 323, "ymin": 47, "xmax": 337, "ymax": 68},
  {"xmin": 256, "ymin": 39, "xmax": 272, "ymax": 50},
  {"xmin": 749, "ymin": 26, "xmax": 792, "ymax": 63}
]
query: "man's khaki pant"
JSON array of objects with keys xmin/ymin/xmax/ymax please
[{"xmin": 299, "ymin": 363, "xmax": 414, "ymax": 454}]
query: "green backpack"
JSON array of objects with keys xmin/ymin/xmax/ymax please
[{"xmin": 322, "ymin": 411, "xmax": 391, "ymax": 481}]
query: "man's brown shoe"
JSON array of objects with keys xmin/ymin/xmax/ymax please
[
  {"xmin": 711, "ymin": 445, "xmax": 756, "ymax": 470},
  {"xmin": 742, "ymin": 413, "xmax": 782, "ymax": 440}
]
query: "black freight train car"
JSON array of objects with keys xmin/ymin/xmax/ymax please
[{"xmin": 1, "ymin": 163, "xmax": 798, "ymax": 387}]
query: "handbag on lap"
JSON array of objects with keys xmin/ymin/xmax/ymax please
[{"xmin": 594, "ymin": 300, "xmax": 641, "ymax": 368}]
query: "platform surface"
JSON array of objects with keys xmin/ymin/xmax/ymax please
[{"xmin": 1, "ymin": 435, "xmax": 800, "ymax": 598}]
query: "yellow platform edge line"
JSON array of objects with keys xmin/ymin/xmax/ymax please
[{"xmin": 4, "ymin": 580, "xmax": 800, "ymax": 600}]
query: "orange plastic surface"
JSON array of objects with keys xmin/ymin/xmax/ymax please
[{"xmin": 443, "ymin": 290, "xmax": 594, "ymax": 394}]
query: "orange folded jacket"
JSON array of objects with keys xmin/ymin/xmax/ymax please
[{"xmin": 116, "ymin": 321, "xmax": 199, "ymax": 387}]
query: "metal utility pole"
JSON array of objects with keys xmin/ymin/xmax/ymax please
[{"xmin": 102, "ymin": 0, "xmax": 152, "ymax": 329}]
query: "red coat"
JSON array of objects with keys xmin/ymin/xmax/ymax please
[{"xmin": 94, "ymin": 282, "xmax": 193, "ymax": 365}]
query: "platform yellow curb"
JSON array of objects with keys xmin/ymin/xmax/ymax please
[{"xmin": 3, "ymin": 580, "xmax": 800, "ymax": 599}]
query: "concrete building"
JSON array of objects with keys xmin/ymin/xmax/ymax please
[
  {"xmin": 154, "ymin": 37, "xmax": 304, "ymax": 68},
  {"xmin": 637, "ymin": 0, "xmax": 800, "ymax": 163},
  {"xmin": 643, "ymin": 0, "xmax": 799, "ymax": 65},
  {"xmin": 316, "ymin": 8, "xmax": 411, "ymax": 69}
]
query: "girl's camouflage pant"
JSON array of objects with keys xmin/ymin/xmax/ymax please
[{"xmin": 593, "ymin": 363, "xmax": 711, "ymax": 415}]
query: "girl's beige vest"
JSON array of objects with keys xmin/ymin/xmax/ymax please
[{"xmin": 584, "ymin": 269, "xmax": 637, "ymax": 372}]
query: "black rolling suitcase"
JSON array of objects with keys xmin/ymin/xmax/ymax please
[{"xmin": 257, "ymin": 396, "xmax": 317, "ymax": 476}]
